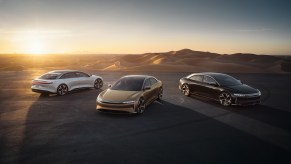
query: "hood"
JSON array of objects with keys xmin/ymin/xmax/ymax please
[
  {"xmin": 224, "ymin": 84, "xmax": 258, "ymax": 94},
  {"xmin": 99, "ymin": 89, "xmax": 142, "ymax": 102}
]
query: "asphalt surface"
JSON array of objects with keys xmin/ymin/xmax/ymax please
[{"xmin": 0, "ymin": 70, "xmax": 291, "ymax": 164}]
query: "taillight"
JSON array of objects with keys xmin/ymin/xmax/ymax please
[{"xmin": 32, "ymin": 81, "xmax": 53, "ymax": 85}]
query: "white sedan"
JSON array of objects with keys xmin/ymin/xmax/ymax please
[{"xmin": 31, "ymin": 70, "xmax": 103, "ymax": 95}]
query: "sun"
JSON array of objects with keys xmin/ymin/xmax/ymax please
[
  {"xmin": 12, "ymin": 30, "xmax": 49, "ymax": 55},
  {"xmin": 29, "ymin": 40, "xmax": 45, "ymax": 55}
]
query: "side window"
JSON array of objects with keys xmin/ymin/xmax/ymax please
[
  {"xmin": 189, "ymin": 75, "xmax": 203, "ymax": 82},
  {"xmin": 144, "ymin": 79, "xmax": 151, "ymax": 88},
  {"xmin": 76, "ymin": 72, "xmax": 89, "ymax": 78},
  {"xmin": 150, "ymin": 78, "xmax": 158, "ymax": 85},
  {"xmin": 203, "ymin": 76, "xmax": 216, "ymax": 84},
  {"xmin": 60, "ymin": 72, "xmax": 77, "ymax": 79}
]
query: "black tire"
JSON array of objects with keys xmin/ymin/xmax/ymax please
[
  {"xmin": 157, "ymin": 87, "xmax": 163, "ymax": 101},
  {"xmin": 57, "ymin": 84, "xmax": 68, "ymax": 96},
  {"xmin": 94, "ymin": 78, "xmax": 103, "ymax": 89},
  {"xmin": 182, "ymin": 84, "xmax": 190, "ymax": 96},
  {"xmin": 218, "ymin": 92, "xmax": 232, "ymax": 106},
  {"xmin": 135, "ymin": 98, "xmax": 146, "ymax": 114}
]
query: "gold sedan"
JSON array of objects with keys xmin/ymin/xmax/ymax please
[{"xmin": 96, "ymin": 75, "xmax": 163, "ymax": 114}]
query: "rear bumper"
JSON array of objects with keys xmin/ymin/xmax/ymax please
[
  {"xmin": 31, "ymin": 89, "xmax": 55, "ymax": 94},
  {"xmin": 96, "ymin": 101, "xmax": 137, "ymax": 114},
  {"xmin": 31, "ymin": 85, "xmax": 56, "ymax": 93}
]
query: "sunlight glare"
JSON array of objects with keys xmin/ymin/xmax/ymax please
[
  {"xmin": 29, "ymin": 40, "xmax": 45, "ymax": 55},
  {"xmin": 12, "ymin": 30, "xmax": 48, "ymax": 55}
]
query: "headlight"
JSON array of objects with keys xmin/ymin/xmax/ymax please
[
  {"xmin": 123, "ymin": 101, "xmax": 135, "ymax": 104},
  {"xmin": 257, "ymin": 90, "xmax": 261, "ymax": 96},
  {"xmin": 233, "ymin": 93, "xmax": 245, "ymax": 97},
  {"xmin": 97, "ymin": 96, "xmax": 102, "ymax": 102}
]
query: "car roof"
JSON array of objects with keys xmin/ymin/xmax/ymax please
[
  {"xmin": 187, "ymin": 72, "xmax": 229, "ymax": 78},
  {"xmin": 121, "ymin": 75, "xmax": 157, "ymax": 80},
  {"xmin": 48, "ymin": 70, "xmax": 80, "ymax": 74},
  {"xmin": 123, "ymin": 75, "xmax": 154, "ymax": 78}
]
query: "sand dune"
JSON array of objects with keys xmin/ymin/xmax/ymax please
[
  {"xmin": 0, "ymin": 49, "xmax": 290, "ymax": 73},
  {"xmin": 0, "ymin": 65, "xmax": 26, "ymax": 71}
]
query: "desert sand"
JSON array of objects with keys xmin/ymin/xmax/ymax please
[{"xmin": 1, "ymin": 49, "xmax": 291, "ymax": 73}]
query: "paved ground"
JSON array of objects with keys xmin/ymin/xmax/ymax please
[{"xmin": 0, "ymin": 70, "xmax": 291, "ymax": 164}]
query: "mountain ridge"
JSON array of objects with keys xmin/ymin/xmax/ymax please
[{"xmin": 0, "ymin": 49, "xmax": 291, "ymax": 73}]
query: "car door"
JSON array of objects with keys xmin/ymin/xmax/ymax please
[
  {"xmin": 201, "ymin": 75, "xmax": 221, "ymax": 99},
  {"xmin": 187, "ymin": 75, "xmax": 204, "ymax": 95},
  {"xmin": 143, "ymin": 79, "xmax": 155, "ymax": 105},
  {"xmin": 59, "ymin": 72, "xmax": 79, "ymax": 90},
  {"xmin": 75, "ymin": 72, "xmax": 91, "ymax": 88},
  {"xmin": 150, "ymin": 78, "xmax": 160, "ymax": 98}
]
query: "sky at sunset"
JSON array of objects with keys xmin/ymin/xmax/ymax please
[{"xmin": 0, "ymin": 0, "xmax": 291, "ymax": 55}]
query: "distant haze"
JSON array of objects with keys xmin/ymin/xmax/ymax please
[
  {"xmin": 0, "ymin": 0, "xmax": 291, "ymax": 55},
  {"xmin": 1, "ymin": 49, "xmax": 291, "ymax": 73}
]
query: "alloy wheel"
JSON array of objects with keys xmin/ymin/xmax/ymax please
[
  {"xmin": 182, "ymin": 84, "xmax": 190, "ymax": 96},
  {"xmin": 219, "ymin": 92, "xmax": 232, "ymax": 106},
  {"xmin": 136, "ymin": 98, "xmax": 146, "ymax": 114},
  {"xmin": 157, "ymin": 88, "xmax": 163, "ymax": 100},
  {"xmin": 94, "ymin": 78, "xmax": 103, "ymax": 89},
  {"xmin": 57, "ymin": 84, "xmax": 68, "ymax": 96}
]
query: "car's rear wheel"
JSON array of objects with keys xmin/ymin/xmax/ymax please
[
  {"xmin": 157, "ymin": 87, "xmax": 163, "ymax": 100},
  {"xmin": 94, "ymin": 78, "xmax": 103, "ymax": 89},
  {"xmin": 219, "ymin": 92, "xmax": 232, "ymax": 106},
  {"xmin": 57, "ymin": 84, "xmax": 68, "ymax": 96},
  {"xmin": 182, "ymin": 84, "xmax": 190, "ymax": 96},
  {"xmin": 136, "ymin": 98, "xmax": 145, "ymax": 114}
]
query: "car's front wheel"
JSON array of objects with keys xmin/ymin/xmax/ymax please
[
  {"xmin": 219, "ymin": 92, "xmax": 232, "ymax": 106},
  {"xmin": 157, "ymin": 87, "xmax": 163, "ymax": 101},
  {"xmin": 182, "ymin": 84, "xmax": 190, "ymax": 96},
  {"xmin": 135, "ymin": 98, "xmax": 145, "ymax": 114},
  {"xmin": 57, "ymin": 84, "xmax": 68, "ymax": 96},
  {"xmin": 94, "ymin": 78, "xmax": 103, "ymax": 89}
]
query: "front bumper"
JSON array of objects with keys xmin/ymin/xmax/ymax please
[
  {"xmin": 96, "ymin": 101, "xmax": 137, "ymax": 114},
  {"xmin": 233, "ymin": 96, "xmax": 261, "ymax": 105},
  {"xmin": 178, "ymin": 81, "xmax": 183, "ymax": 91}
]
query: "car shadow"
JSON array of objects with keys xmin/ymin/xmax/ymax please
[
  {"xmin": 189, "ymin": 95, "xmax": 291, "ymax": 132},
  {"xmin": 14, "ymin": 96, "xmax": 291, "ymax": 164},
  {"xmin": 37, "ymin": 88, "xmax": 104, "ymax": 102},
  {"xmin": 41, "ymin": 87, "xmax": 103, "ymax": 97}
]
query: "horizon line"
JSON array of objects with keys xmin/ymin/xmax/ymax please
[{"xmin": 0, "ymin": 49, "xmax": 290, "ymax": 56}]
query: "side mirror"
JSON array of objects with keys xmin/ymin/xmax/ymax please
[
  {"xmin": 208, "ymin": 82, "xmax": 217, "ymax": 86},
  {"xmin": 108, "ymin": 84, "xmax": 112, "ymax": 87},
  {"xmin": 144, "ymin": 86, "xmax": 151, "ymax": 90}
]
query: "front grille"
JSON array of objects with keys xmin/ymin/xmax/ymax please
[
  {"xmin": 235, "ymin": 96, "xmax": 261, "ymax": 105},
  {"xmin": 98, "ymin": 109, "xmax": 132, "ymax": 114},
  {"xmin": 237, "ymin": 96, "xmax": 260, "ymax": 101},
  {"xmin": 100, "ymin": 100, "xmax": 126, "ymax": 104},
  {"xmin": 97, "ymin": 102, "xmax": 134, "ymax": 108}
]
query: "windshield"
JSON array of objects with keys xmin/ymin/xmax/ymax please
[
  {"xmin": 39, "ymin": 73, "xmax": 60, "ymax": 80},
  {"xmin": 111, "ymin": 77, "xmax": 145, "ymax": 91},
  {"xmin": 213, "ymin": 74, "xmax": 242, "ymax": 86}
]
